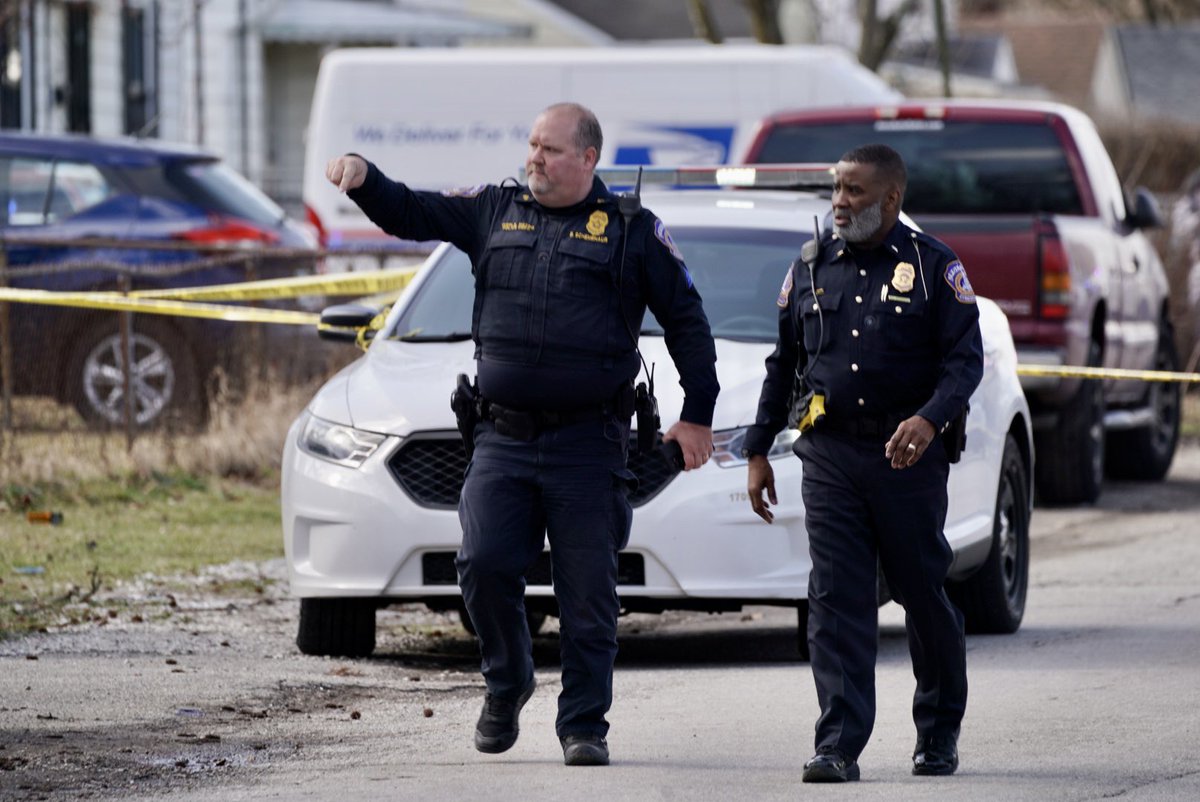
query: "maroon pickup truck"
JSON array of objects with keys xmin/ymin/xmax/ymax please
[{"xmin": 744, "ymin": 100, "xmax": 1180, "ymax": 504}]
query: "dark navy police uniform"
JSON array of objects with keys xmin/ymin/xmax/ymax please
[
  {"xmin": 347, "ymin": 162, "xmax": 718, "ymax": 740},
  {"xmin": 743, "ymin": 220, "xmax": 983, "ymax": 760}
]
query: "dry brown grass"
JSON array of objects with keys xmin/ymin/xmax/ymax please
[
  {"xmin": 1099, "ymin": 118, "xmax": 1200, "ymax": 195},
  {"xmin": 0, "ymin": 377, "xmax": 324, "ymax": 487}
]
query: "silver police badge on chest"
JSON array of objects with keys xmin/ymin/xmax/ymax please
[{"xmin": 892, "ymin": 261, "xmax": 915, "ymax": 293}]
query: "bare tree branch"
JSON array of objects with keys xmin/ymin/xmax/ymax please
[
  {"xmin": 686, "ymin": 0, "xmax": 724, "ymax": 43},
  {"xmin": 859, "ymin": 0, "xmax": 921, "ymax": 71},
  {"xmin": 744, "ymin": 0, "xmax": 784, "ymax": 44},
  {"xmin": 858, "ymin": 0, "xmax": 879, "ymax": 67},
  {"xmin": 933, "ymin": 0, "xmax": 952, "ymax": 96}
]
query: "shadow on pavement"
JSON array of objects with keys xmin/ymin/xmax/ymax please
[{"xmin": 370, "ymin": 619, "xmax": 915, "ymax": 670}]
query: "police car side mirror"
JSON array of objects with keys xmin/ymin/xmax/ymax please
[{"xmin": 318, "ymin": 303, "xmax": 381, "ymax": 343}]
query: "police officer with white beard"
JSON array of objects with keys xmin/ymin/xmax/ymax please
[{"xmin": 743, "ymin": 144, "xmax": 982, "ymax": 782}]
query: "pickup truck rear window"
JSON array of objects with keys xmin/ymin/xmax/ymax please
[{"xmin": 755, "ymin": 121, "xmax": 1083, "ymax": 217}]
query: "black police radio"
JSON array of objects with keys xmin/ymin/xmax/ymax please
[{"xmin": 614, "ymin": 168, "xmax": 684, "ymax": 470}]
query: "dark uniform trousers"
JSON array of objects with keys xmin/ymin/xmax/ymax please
[
  {"xmin": 455, "ymin": 416, "xmax": 635, "ymax": 740},
  {"xmin": 796, "ymin": 428, "xmax": 967, "ymax": 759}
]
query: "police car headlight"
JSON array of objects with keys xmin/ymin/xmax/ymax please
[
  {"xmin": 298, "ymin": 413, "xmax": 387, "ymax": 468},
  {"xmin": 711, "ymin": 427, "xmax": 800, "ymax": 468}
]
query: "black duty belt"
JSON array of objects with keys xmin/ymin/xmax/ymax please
[
  {"xmin": 481, "ymin": 399, "xmax": 611, "ymax": 441},
  {"xmin": 819, "ymin": 412, "xmax": 910, "ymax": 441}
]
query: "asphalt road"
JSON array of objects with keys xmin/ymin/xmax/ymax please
[{"xmin": 2, "ymin": 444, "xmax": 1200, "ymax": 801}]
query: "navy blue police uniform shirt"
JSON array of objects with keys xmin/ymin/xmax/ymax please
[
  {"xmin": 743, "ymin": 220, "xmax": 983, "ymax": 455},
  {"xmin": 346, "ymin": 160, "xmax": 718, "ymax": 425}
]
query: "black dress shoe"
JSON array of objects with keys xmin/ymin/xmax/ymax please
[
  {"xmin": 912, "ymin": 733, "xmax": 959, "ymax": 776},
  {"xmin": 802, "ymin": 748, "xmax": 860, "ymax": 783},
  {"xmin": 474, "ymin": 677, "xmax": 536, "ymax": 753},
  {"xmin": 561, "ymin": 734, "xmax": 609, "ymax": 766}
]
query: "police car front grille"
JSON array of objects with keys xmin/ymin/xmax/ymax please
[
  {"xmin": 422, "ymin": 551, "xmax": 646, "ymax": 587},
  {"xmin": 386, "ymin": 432, "xmax": 469, "ymax": 509},
  {"xmin": 386, "ymin": 432, "xmax": 680, "ymax": 510},
  {"xmin": 625, "ymin": 446, "xmax": 680, "ymax": 505}
]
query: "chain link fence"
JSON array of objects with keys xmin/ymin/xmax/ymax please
[{"xmin": 0, "ymin": 237, "xmax": 421, "ymax": 463}]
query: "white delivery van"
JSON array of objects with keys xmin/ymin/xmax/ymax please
[{"xmin": 304, "ymin": 45, "xmax": 900, "ymax": 249}]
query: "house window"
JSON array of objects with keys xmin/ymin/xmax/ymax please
[
  {"xmin": 66, "ymin": 2, "xmax": 91, "ymax": 133},
  {"xmin": 122, "ymin": 1, "xmax": 159, "ymax": 136}
]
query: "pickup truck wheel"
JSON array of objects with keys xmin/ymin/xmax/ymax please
[
  {"xmin": 1034, "ymin": 340, "xmax": 1105, "ymax": 504},
  {"xmin": 948, "ymin": 434, "xmax": 1030, "ymax": 634},
  {"xmin": 1104, "ymin": 329, "xmax": 1181, "ymax": 481},
  {"xmin": 297, "ymin": 598, "xmax": 377, "ymax": 657}
]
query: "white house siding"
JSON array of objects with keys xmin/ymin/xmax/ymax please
[
  {"xmin": 263, "ymin": 42, "xmax": 323, "ymax": 208},
  {"xmin": 35, "ymin": 2, "xmax": 62, "ymax": 131},
  {"xmin": 154, "ymin": 3, "xmax": 186, "ymax": 144},
  {"xmin": 87, "ymin": 2, "xmax": 122, "ymax": 138}
]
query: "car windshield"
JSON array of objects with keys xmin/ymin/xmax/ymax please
[
  {"xmin": 389, "ymin": 226, "xmax": 807, "ymax": 343},
  {"xmin": 755, "ymin": 121, "xmax": 1084, "ymax": 216}
]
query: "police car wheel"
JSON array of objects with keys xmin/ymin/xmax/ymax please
[
  {"xmin": 297, "ymin": 597, "xmax": 377, "ymax": 657},
  {"xmin": 948, "ymin": 434, "xmax": 1030, "ymax": 634}
]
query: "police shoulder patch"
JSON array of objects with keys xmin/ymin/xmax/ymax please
[
  {"xmin": 440, "ymin": 183, "xmax": 486, "ymax": 198},
  {"xmin": 777, "ymin": 266, "xmax": 794, "ymax": 308},
  {"xmin": 944, "ymin": 260, "xmax": 976, "ymax": 304},
  {"xmin": 654, "ymin": 218, "xmax": 685, "ymax": 262},
  {"xmin": 653, "ymin": 218, "xmax": 693, "ymax": 287}
]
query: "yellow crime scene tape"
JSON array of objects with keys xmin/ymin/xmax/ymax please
[
  {"xmin": 127, "ymin": 267, "xmax": 417, "ymax": 302},
  {"xmin": 0, "ymin": 267, "xmax": 418, "ymax": 327},
  {"xmin": 2, "ymin": 273, "xmax": 1198, "ymax": 381},
  {"xmin": 0, "ymin": 287, "xmax": 319, "ymax": 325},
  {"xmin": 1015, "ymin": 365, "xmax": 1200, "ymax": 383}
]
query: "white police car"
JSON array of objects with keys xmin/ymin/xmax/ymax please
[{"xmin": 281, "ymin": 167, "xmax": 1034, "ymax": 658}]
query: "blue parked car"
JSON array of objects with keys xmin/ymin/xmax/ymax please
[{"xmin": 2, "ymin": 133, "xmax": 317, "ymax": 427}]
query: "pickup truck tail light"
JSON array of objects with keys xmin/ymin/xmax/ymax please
[{"xmin": 1037, "ymin": 224, "xmax": 1070, "ymax": 319}]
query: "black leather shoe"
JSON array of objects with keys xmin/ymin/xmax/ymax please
[
  {"xmin": 561, "ymin": 734, "xmax": 610, "ymax": 766},
  {"xmin": 474, "ymin": 678, "xmax": 536, "ymax": 754},
  {"xmin": 912, "ymin": 733, "xmax": 959, "ymax": 776},
  {"xmin": 802, "ymin": 748, "xmax": 860, "ymax": 783}
]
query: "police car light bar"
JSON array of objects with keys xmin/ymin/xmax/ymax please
[{"xmin": 593, "ymin": 164, "xmax": 835, "ymax": 190}]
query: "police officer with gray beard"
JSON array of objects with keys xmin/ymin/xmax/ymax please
[
  {"xmin": 327, "ymin": 102, "xmax": 718, "ymax": 767},
  {"xmin": 743, "ymin": 144, "xmax": 982, "ymax": 782}
]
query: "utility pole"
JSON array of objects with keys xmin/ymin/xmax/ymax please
[{"xmin": 193, "ymin": 0, "xmax": 204, "ymax": 145}]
